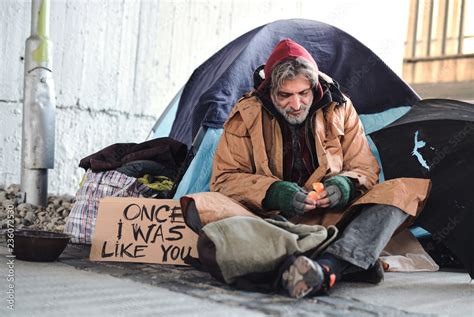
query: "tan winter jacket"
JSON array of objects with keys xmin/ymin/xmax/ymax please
[{"xmin": 207, "ymin": 94, "xmax": 431, "ymax": 227}]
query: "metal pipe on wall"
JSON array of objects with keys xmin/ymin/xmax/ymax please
[{"xmin": 21, "ymin": 0, "xmax": 56, "ymax": 207}]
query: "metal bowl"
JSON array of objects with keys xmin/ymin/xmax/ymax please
[{"xmin": 9, "ymin": 229, "xmax": 71, "ymax": 262}]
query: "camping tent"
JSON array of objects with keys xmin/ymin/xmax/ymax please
[
  {"xmin": 149, "ymin": 19, "xmax": 418, "ymax": 196},
  {"xmin": 148, "ymin": 18, "xmax": 473, "ymax": 278}
]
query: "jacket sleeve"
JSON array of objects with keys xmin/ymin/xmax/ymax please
[
  {"xmin": 210, "ymin": 110, "xmax": 279, "ymax": 212},
  {"xmin": 337, "ymin": 98, "xmax": 380, "ymax": 194}
]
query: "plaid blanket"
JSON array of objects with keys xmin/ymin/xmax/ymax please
[{"xmin": 64, "ymin": 169, "xmax": 153, "ymax": 244}]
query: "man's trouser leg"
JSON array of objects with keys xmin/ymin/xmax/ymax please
[{"xmin": 324, "ymin": 204, "xmax": 409, "ymax": 270}]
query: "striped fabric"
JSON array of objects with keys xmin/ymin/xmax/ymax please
[{"xmin": 64, "ymin": 169, "xmax": 152, "ymax": 244}]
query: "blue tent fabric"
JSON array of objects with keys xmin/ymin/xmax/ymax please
[
  {"xmin": 359, "ymin": 106, "xmax": 411, "ymax": 135},
  {"xmin": 169, "ymin": 19, "xmax": 419, "ymax": 147},
  {"xmin": 173, "ymin": 128, "xmax": 223, "ymax": 198}
]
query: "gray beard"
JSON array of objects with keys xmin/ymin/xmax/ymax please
[{"xmin": 274, "ymin": 104, "xmax": 310, "ymax": 125}]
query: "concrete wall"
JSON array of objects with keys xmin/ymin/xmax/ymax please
[
  {"xmin": 404, "ymin": 57, "xmax": 474, "ymax": 84},
  {"xmin": 0, "ymin": 0, "xmax": 410, "ymax": 195}
]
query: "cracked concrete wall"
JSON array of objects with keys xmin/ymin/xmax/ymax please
[{"xmin": 0, "ymin": 0, "xmax": 409, "ymax": 195}]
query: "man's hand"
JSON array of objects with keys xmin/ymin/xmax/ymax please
[
  {"xmin": 263, "ymin": 181, "xmax": 312, "ymax": 217},
  {"xmin": 326, "ymin": 185, "xmax": 343, "ymax": 208},
  {"xmin": 305, "ymin": 189, "xmax": 331, "ymax": 210},
  {"xmin": 322, "ymin": 176, "xmax": 355, "ymax": 210},
  {"xmin": 263, "ymin": 181, "xmax": 341, "ymax": 217},
  {"xmin": 293, "ymin": 190, "xmax": 315, "ymax": 213}
]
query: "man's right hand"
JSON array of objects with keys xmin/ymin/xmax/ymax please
[
  {"xmin": 293, "ymin": 190, "xmax": 313, "ymax": 213},
  {"xmin": 264, "ymin": 181, "xmax": 333, "ymax": 217}
]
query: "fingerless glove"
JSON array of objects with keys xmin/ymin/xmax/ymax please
[
  {"xmin": 263, "ymin": 181, "xmax": 308, "ymax": 218},
  {"xmin": 323, "ymin": 175, "xmax": 356, "ymax": 209}
]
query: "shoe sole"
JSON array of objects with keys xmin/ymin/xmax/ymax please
[{"xmin": 282, "ymin": 256, "xmax": 323, "ymax": 299}]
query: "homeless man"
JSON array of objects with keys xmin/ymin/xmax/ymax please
[{"xmin": 182, "ymin": 38, "xmax": 431, "ymax": 299}]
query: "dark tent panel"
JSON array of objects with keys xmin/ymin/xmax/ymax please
[{"xmin": 370, "ymin": 99, "xmax": 474, "ymax": 278}]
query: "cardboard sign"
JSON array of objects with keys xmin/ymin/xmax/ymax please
[{"xmin": 90, "ymin": 197, "xmax": 198, "ymax": 265}]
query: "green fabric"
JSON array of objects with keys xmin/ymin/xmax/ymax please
[
  {"xmin": 262, "ymin": 181, "xmax": 303, "ymax": 216},
  {"xmin": 137, "ymin": 175, "xmax": 174, "ymax": 191},
  {"xmin": 202, "ymin": 216, "xmax": 338, "ymax": 283},
  {"xmin": 323, "ymin": 175, "xmax": 355, "ymax": 210}
]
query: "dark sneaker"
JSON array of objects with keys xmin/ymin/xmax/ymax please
[{"xmin": 281, "ymin": 255, "xmax": 329, "ymax": 299}]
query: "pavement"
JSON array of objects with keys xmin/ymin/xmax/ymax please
[{"xmin": 0, "ymin": 243, "xmax": 473, "ymax": 317}]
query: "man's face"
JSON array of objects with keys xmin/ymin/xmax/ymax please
[{"xmin": 270, "ymin": 74, "xmax": 314, "ymax": 125}]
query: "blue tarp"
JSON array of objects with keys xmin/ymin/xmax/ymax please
[{"xmin": 169, "ymin": 19, "xmax": 419, "ymax": 147}]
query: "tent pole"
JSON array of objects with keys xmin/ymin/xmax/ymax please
[{"xmin": 21, "ymin": 0, "xmax": 56, "ymax": 206}]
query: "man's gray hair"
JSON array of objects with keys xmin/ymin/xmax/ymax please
[{"xmin": 270, "ymin": 57, "xmax": 318, "ymax": 96}]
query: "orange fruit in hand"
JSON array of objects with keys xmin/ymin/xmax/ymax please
[
  {"xmin": 312, "ymin": 182, "xmax": 325, "ymax": 193},
  {"xmin": 308, "ymin": 191, "xmax": 319, "ymax": 200}
]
